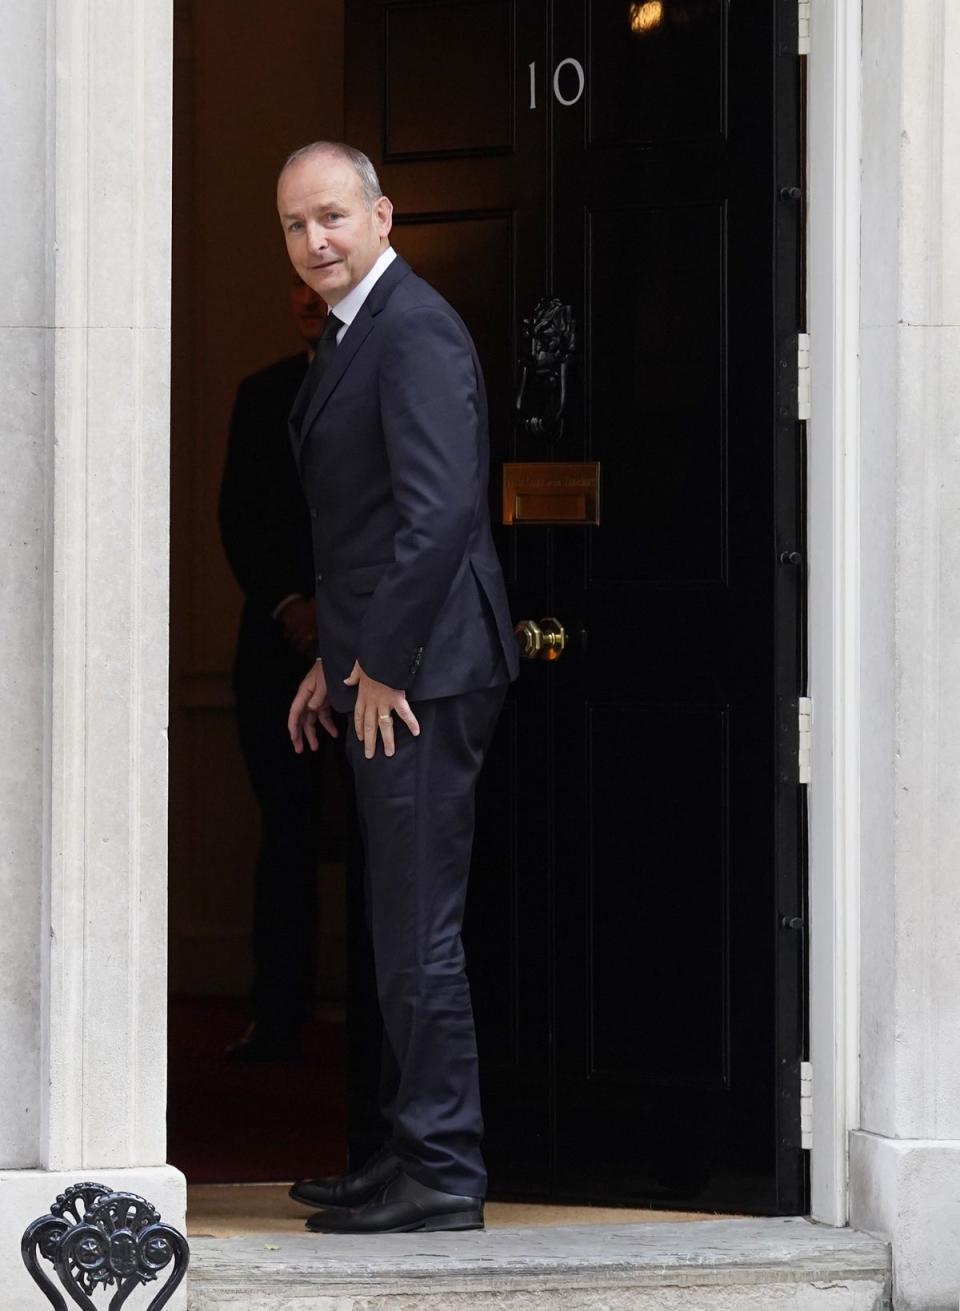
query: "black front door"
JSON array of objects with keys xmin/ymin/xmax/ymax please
[{"xmin": 346, "ymin": 0, "xmax": 805, "ymax": 1215}]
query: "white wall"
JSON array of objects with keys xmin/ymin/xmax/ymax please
[
  {"xmin": 0, "ymin": 0, "xmax": 50, "ymax": 1172},
  {"xmin": 0, "ymin": 0, "xmax": 184, "ymax": 1302},
  {"xmin": 850, "ymin": 1, "xmax": 960, "ymax": 1307},
  {"xmin": 857, "ymin": 0, "xmax": 960, "ymax": 1148}
]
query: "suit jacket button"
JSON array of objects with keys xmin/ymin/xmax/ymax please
[
  {"xmin": 316, "ymin": 572, "xmax": 323, "ymax": 584},
  {"xmin": 310, "ymin": 506, "xmax": 318, "ymax": 520}
]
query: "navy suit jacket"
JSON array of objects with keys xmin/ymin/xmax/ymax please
[
  {"xmin": 289, "ymin": 254, "xmax": 519, "ymax": 714},
  {"xmin": 220, "ymin": 354, "xmax": 315, "ymax": 673}
]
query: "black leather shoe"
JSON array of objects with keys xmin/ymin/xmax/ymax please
[
  {"xmin": 305, "ymin": 1170, "xmax": 484, "ymax": 1233},
  {"xmin": 289, "ymin": 1144, "xmax": 402, "ymax": 1209}
]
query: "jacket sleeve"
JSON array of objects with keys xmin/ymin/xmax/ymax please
[
  {"xmin": 218, "ymin": 375, "xmax": 313, "ymax": 614},
  {"xmin": 356, "ymin": 306, "xmax": 481, "ymax": 689}
]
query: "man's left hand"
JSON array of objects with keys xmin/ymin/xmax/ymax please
[{"xmin": 344, "ymin": 661, "xmax": 421, "ymax": 758}]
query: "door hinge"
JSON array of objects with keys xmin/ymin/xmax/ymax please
[
  {"xmin": 798, "ymin": 0, "xmax": 811, "ymax": 55},
  {"xmin": 798, "ymin": 332, "xmax": 811, "ymax": 420},
  {"xmin": 798, "ymin": 696, "xmax": 812, "ymax": 784},
  {"xmin": 800, "ymin": 1060, "xmax": 813, "ymax": 1149}
]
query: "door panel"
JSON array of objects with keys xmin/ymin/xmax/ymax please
[
  {"xmin": 384, "ymin": 0, "xmax": 515, "ymax": 158},
  {"xmin": 545, "ymin": 0, "xmax": 798, "ymax": 1211},
  {"xmin": 347, "ymin": 0, "xmax": 805, "ymax": 1213},
  {"xmin": 585, "ymin": 701, "xmax": 729, "ymax": 1085},
  {"xmin": 586, "ymin": 201, "xmax": 727, "ymax": 583},
  {"xmin": 587, "ymin": 0, "xmax": 726, "ymax": 147}
]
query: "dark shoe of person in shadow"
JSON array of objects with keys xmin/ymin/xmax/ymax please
[
  {"xmin": 289, "ymin": 1142, "xmax": 401, "ymax": 1209},
  {"xmin": 225, "ymin": 1020, "xmax": 302, "ymax": 1064},
  {"xmin": 305, "ymin": 1170, "xmax": 484, "ymax": 1234}
]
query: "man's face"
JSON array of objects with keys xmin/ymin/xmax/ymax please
[
  {"xmin": 289, "ymin": 276, "xmax": 327, "ymax": 345},
  {"xmin": 277, "ymin": 153, "xmax": 393, "ymax": 307}
]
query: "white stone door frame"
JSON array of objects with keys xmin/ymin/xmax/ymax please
[
  {"xmin": 0, "ymin": 0, "xmax": 185, "ymax": 1303},
  {"xmin": 152, "ymin": 1, "xmax": 868, "ymax": 1231},
  {"xmin": 132, "ymin": 0, "xmax": 866, "ymax": 1236},
  {"xmin": 805, "ymin": 0, "xmax": 863, "ymax": 1226},
  {"xmin": 26, "ymin": 0, "xmax": 863, "ymax": 1240}
]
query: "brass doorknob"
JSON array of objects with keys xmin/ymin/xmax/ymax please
[{"xmin": 514, "ymin": 617, "xmax": 566, "ymax": 661}]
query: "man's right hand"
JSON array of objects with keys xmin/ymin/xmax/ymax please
[
  {"xmin": 277, "ymin": 595, "xmax": 318, "ymax": 655},
  {"xmin": 288, "ymin": 661, "xmax": 339, "ymax": 753}
]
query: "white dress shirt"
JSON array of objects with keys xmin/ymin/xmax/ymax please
[{"xmin": 332, "ymin": 246, "xmax": 398, "ymax": 343}]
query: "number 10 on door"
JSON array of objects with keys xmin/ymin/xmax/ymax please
[{"xmin": 528, "ymin": 58, "xmax": 586, "ymax": 109}]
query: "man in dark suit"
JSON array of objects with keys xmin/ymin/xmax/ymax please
[
  {"xmin": 218, "ymin": 277, "xmax": 328, "ymax": 1062},
  {"xmin": 279, "ymin": 141, "xmax": 519, "ymax": 1234}
]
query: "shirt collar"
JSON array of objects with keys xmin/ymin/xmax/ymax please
[{"xmin": 333, "ymin": 246, "xmax": 397, "ymax": 333}]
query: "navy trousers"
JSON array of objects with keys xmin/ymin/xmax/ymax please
[
  {"xmin": 234, "ymin": 640, "xmax": 323, "ymax": 1037},
  {"xmin": 345, "ymin": 684, "xmax": 507, "ymax": 1198}
]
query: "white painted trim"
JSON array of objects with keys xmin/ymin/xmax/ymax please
[
  {"xmin": 42, "ymin": 0, "xmax": 90, "ymax": 1174},
  {"xmin": 40, "ymin": 0, "xmax": 175, "ymax": 1171},
  {"xmin": 805, "ymin": 0, "xmax": 863, "ymax": 1225}
]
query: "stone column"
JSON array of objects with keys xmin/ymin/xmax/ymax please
[
  {"xmin": 0, "ymin": 1, "xmax": 184, "ymax": 1304},
  {"xmin": 851, "ymin": 1, "xmax": 960, "ymax": 1308}
]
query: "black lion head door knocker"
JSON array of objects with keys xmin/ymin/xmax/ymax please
[
  {"xmin": 515, "ymin": 297, "xmax": 577, "ymax": 439},
  {"xmin": 21, "ymin": 1182, "xmax": 189, "ymax": 1310}
]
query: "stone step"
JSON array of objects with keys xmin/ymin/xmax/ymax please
[{"xmin": 187, "ymin": 1216, "xmax": 891, "ymax": 1310}]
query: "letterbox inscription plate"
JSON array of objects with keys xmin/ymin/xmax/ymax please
[{"xmin": 502, "ymin": 461, "xmax": 601, "ymax": 526}]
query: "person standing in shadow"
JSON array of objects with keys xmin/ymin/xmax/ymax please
[{"xmin": 218, "ymin": 275, "xmax": 329, "ymax": 1062}]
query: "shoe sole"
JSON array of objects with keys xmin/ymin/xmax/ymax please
[
  {"xmin": 421, "ymin": 1211, "xmax": 484, "ymax": 1232},
  {"xmin": 308, "ymin": 1211, "xmax": 485, "ymax": 1234}
]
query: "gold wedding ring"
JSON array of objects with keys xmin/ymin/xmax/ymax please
[{"xmin": 378, "ymin": 713, "xmax": 392, "ymax": 721}]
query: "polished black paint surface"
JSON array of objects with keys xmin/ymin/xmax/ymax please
[{"xmin": 346, "ymin": 0, "xmax": 805, "ymax": 1215}]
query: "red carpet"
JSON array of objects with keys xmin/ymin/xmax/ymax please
[{"xmin": 167, "ymin": 997, "xmax": 348, "ymax": 1184}]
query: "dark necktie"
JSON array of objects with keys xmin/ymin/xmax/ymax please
[{"xmin": 305, "ymin": 312, "xmax": 343, "ymax": 402}]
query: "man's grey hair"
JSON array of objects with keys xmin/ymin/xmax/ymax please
[{"xmin": 281, "ymin": 141, "xmax": 383, "ymax": 208}]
